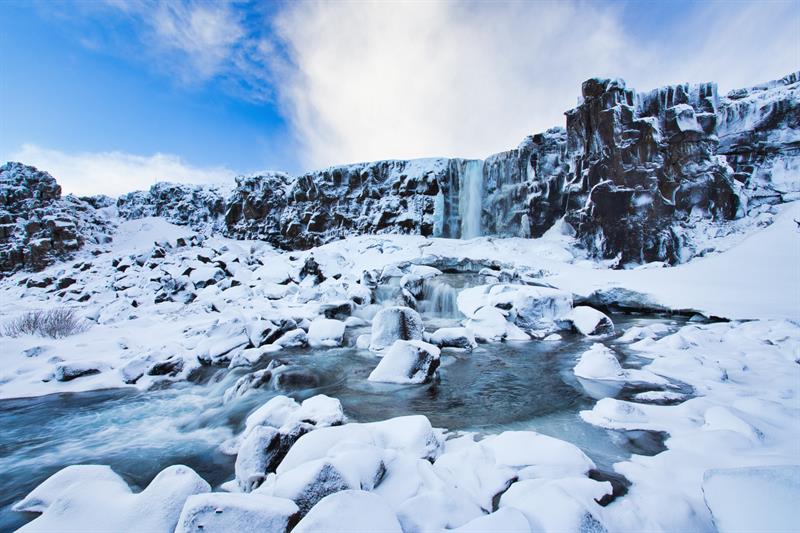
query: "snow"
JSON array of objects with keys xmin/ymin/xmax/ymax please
[
  {"xmin": 12, "ymin": 465, "xmax": 128, "ymax": 513},
  {"xmin": 574, "ymin": 343, "xmax": 667, "ymax": 386},
  {"xmin": 367, "ymin": 339, "xmax": 441, "ymax": 384},
  {"xmin": 307, "ymin": 317, "xmax": 346, "ymax": 348},
  {"xmin": 369, "ymin": 306, "xmax": 424, "ymax": 353},
  {"xmin": 566, "ymin": 306, "xmax": 614, "ymax": 336},
  {"xmin": 18, "ymin": 465, "xmax": 210, "ymax": 533},
  {"xmin": 175, "ymin": 493, "xmax": 298, "ymax": 533},
  {"xmin": 702, "ymin": 465, "xmax": 800, "ymax": 532},
  {"xmin": 292, "ymin": 490, "xmax": 402, "ymax": 533}
]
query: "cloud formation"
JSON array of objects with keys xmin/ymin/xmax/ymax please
[
  {"xmin": 271, "ymin": 0, "xmax": 799, "ymax": 168},
  {"xmin": 8, "ymin": 144, "xmax": 236, "ymax": 197}
]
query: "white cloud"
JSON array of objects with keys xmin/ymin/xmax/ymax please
[
  {"xmin": 270, "ymin": 0, "xmax": 799, "ymax": 169},
  {"xmin": 7, "ymin": 144, "xmax": 236, "ymax": 197}
]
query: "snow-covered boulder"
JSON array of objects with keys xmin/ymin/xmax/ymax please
[
  {"xmin": 465, "ymin": 307, "xmax": 530, "ymax": 342},
  {"xmin": 195, "ymin": 320, "xmax": 251, "ymax": 365},
  {"xmin": 12, "ymin": 465, "xmax": 127, "ymax": 513},
  {"xmin": 457, "ymin": 284, "xmax": 573, "ymax": 335},
  {"xmin": 499, "ymin": 477, "xmax": 609, "ymax": 532},
  {"xmin": 429, "ymin": 327, "xmax": 477, "ymax": 350},
  {"xmin": 702, "ymin": 465, "xmax": 800, "ymax": 533},
  {"xmin": 369, "ymin": 306, "xmax": 424, "ymax": 352},
  {"xmin": 277, "ymin": 415, "xmax": 443, "ymax": 475},
  {"xmin": 235, "ymin": 426, "xmax": 282, "ymax": 492},
  {"xmin": 307, "ymin": 318, "xmax": 346, "ymax": 348},
  {"xmin": 18, "ymin": 465, "xmax": 210, "ymax": 533},
  {"xmin": 574, "ymin": 344, "xmax": 667, "ymax": 388},
  {"xmin": 274, "ymin": 328, "xmax": 308, "ymax": 347},
  {"xmin": 453, "ymin": 508, "xmax": 530, "ymax": 532},
  {"xmin": 271, "ymin": 460, "xmax": 356, "ymax": 514},
  {"xmin": 567, "ymin": 306, "xmax": 614, "ymax": 336},
  {"xmin": 292, "ymin": 490, "xmax": 402, "ymax": 532},
  {"xmin": 480, "ymin": 431, "xmax": 595, "ymax": 479},
  {"xmin": 52, "ymin": 360, "xmax": 109, "ymax": 382},
  {"xmin": 176, "ymin": 493, "xmax": 299, "ymax": 533},
  {"xmin": 234, "ymin": 394, "xmax": 346, "ymax": 490},
  {"xmin": 368, "ymin": 340, "xmax": 440, "ymax": 384}
]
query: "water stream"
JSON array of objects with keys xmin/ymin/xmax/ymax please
[{"xmin": 0, "ymin": 311, "xmax": 687, "ymax": 531}]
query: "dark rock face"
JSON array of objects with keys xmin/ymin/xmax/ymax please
[
  {"xmin": 224, "ymin": 160, "xmax": 449, "ymax": 249},
  {"xmin": 0, "ymin": 163, "xmax": 114, "ymax": 275},
  {"xmin": 562, "ymin": 78, "xmax": 740, "ymax": 264},
  {"xmin": 3, "ymin": 73, "xmax": 797, "ymax": 273},
  {"xmin": 117, "ymin": 182, "xmax": 227, "ymax": 231},
  {"xmin": 717, "ymin": 72, "xmax": 800, "ymax": 207}
]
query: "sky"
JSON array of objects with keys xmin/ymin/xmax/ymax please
[{"xmin": 0, "ymin": 0, "xmax": 798, "ymax": 196}]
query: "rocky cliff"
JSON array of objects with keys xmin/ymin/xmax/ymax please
[{"xmin": 1, "ymin": 72, "xmax": 797, "ymax": 275}]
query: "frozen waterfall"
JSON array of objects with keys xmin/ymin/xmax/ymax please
[{"xmin": 459, "ymin": 160, "xmax": 484, "ymax": 239}]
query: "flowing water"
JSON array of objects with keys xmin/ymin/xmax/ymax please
[
  {"xmin": 0, "ymin": 311, "xmax": 687, "ymax": 531},
  {"xmin": 458, "ymin": 160, "xmax": 484, "ymax": 239}
]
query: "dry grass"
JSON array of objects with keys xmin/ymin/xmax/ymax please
[{"xmin": 2, "ymin": 308, "xmax": 89, "ymax": 339}]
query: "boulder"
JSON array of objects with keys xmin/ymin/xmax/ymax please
[
  {"xmin": 567, "ymin": 306, "xmax": 614, "ymax": 336},
  {"xmin": 307, "ymin": 318, "xmax": 346, "ymax": 348},
  {"xmin": 292, "ymin": 490, "xmax": 402, "ymax": 533},
  {"xmin": 429, "ymin": 327, "xmax": 477, "ymax": 350},
  {"xmin": 235, "ymin": 426, "xmax": 282, "ymax": 492},
  {"xmin": 368, "ymin": 340, "xmax": 441, "ymax": 384},
  {"xmin": 369, "ymin": 306, "xmax": 424, "ymax": 353},
  {"xmin": 176, "ymin": 493, "xmax": 299, "ymax": 533}
]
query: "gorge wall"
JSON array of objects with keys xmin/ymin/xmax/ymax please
[{"xmin": 1, "ymin": 72, "xmax": 797, "ymax": 274}]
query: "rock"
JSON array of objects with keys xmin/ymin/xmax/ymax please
[
  {"xmin": 702, "ymin": 465, "xmax": 800, "ymax": 533},
  {"xmin": 292, "ymin": 490, "xmax": 402, "ymax": 533},
  {"xmin": 12, "ymin": 465, "xmax": 128, "ymax": 513},
  {"xmin": 272, "ymin": 460, "xmax": 355, "ymax": 515},
  {"xmin": 369, "ymin": 306, "xmax": 424, "ymax": 352},
  {"xmin": 273, "ymin": 367, "xmax": 320, "ymax": 390},
  {"xmin": 368, "ymin": 340, "xmax": 441, "ymax": 384},
  {"xmin": 52, "ymin": 361, "xmax": 107, "ymax": 382},
  {"xmin": 429, "ymin": 327, "xmax": 477, "ymax": 350},
  {"xmin": 452, "ymin": 508, "xmax": 530, "ymax": 532},
  {"xmin": 307, "ymin": 318, "xmax": 346, "ymax": 348},
  {"xmin": 235, "ymin": 426, "xmax": 282, "ymax": 492},
  {"xmin": 148, "ymin": 356, "xmax": 184, "ymax": 376},
  {"xmin": 274, "ymin": 328, "xmax": 308, "ymax": 347},
  {"xmin": 223, "ymin": 367, "xmax": 276, "ymax": 403},
  {"xmin": 17, "ymin": 465, "xmax": 210, "ymax": 533},
  {"xmin": 567, "ymin": 306, "xmax": 614, "ymax": 336},
  {"xmin": 457, "ymin": 284, "xmax": 573, "ymax": 336},
  {"xmin": 176, "ymin": 493, "xmax": 299, "ymax": 533}
]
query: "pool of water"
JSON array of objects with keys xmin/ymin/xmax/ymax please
[{"xmin": 0, "ymin": 314, "xmax": 685, "ymax": 531}]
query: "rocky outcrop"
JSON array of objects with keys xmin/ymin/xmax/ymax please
[
  {"xmin": 117, "ymin": 182, "xmax": 228, "ymax": 231},
  {"xmin": 3, "ymin": 72, "xmax": 797, "ymax": 273},
  {"xmin": 0, "ymin": 162, "xmax": 114, "ymax": 274}
]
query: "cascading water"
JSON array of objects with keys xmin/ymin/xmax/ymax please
[
  {"xmin": 418, "ymin": 278, "xmax": 460, "ymax": 318},
  {"xmin": 459, "ymin": 160, "xmax": 485, "ymax": 239}
]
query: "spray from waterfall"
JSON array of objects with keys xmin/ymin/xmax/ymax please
[{"xmin": 459, "ymin": 160, "xmax": 484, "ymax": 239}]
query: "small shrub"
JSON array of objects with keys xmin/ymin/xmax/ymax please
[{"xmin": 2, "ymin": 308, "xmax": 89, "ymax": 339}]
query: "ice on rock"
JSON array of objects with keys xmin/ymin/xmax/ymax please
[
  {"xmin": 18, "ymin": 465, "xmax": 210, "ymax": 533},
  {"xmin": 307, "ymin": 317, "xmax": 346, "ymax": 348},
  {"xmin": 13, "ymin": 465, "xmax": 129, "ymax": 513},
  {"xmin": 369, "ymin": 306, "xmax": 424, "ymax": 353},
  {"xmin": 367, "ymin": 339, "xmax": 441, "ymax": 384},
  {"xmin": 702, "ymin": 465, "xmax": 800, "ymax": 533},
  {"xmin": 176, "ymin": 493, "xmax": 299, "ymax": 533},
  {"xmin": 429, "ymin": 327, "xmax": 477, "ymax": 350},
  {"xmin": 292, "ymin": 490, "xmax": 402, "ymax": 533},
  {"xmin": 453, "ymin": 507, "xmax": 531, "ymax": 532},
  {"xmin": 567, "ymin": 306, "xmax": 614, "ymax": 336}
]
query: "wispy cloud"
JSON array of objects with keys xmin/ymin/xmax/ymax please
[{"xmin": 7, "ymin": 144, "xmax": 236, "ymax": 197}]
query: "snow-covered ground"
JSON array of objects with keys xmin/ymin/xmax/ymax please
[{"xmin": 0, "ymin": 201, "xmax": 798, "ymax": 531}]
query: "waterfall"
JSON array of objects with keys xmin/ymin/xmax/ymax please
[
  {"xmin": 418, "ymin": 279, "xmax": 461, "ymax": 318},
  {"xmin": 459, "ymin": 160, "xmax": 484, "ymax": 239}
]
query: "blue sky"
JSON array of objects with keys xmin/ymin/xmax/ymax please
[{"xmin": 1, "ymin": 0, "xmax": 798, "ymax": 196}]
